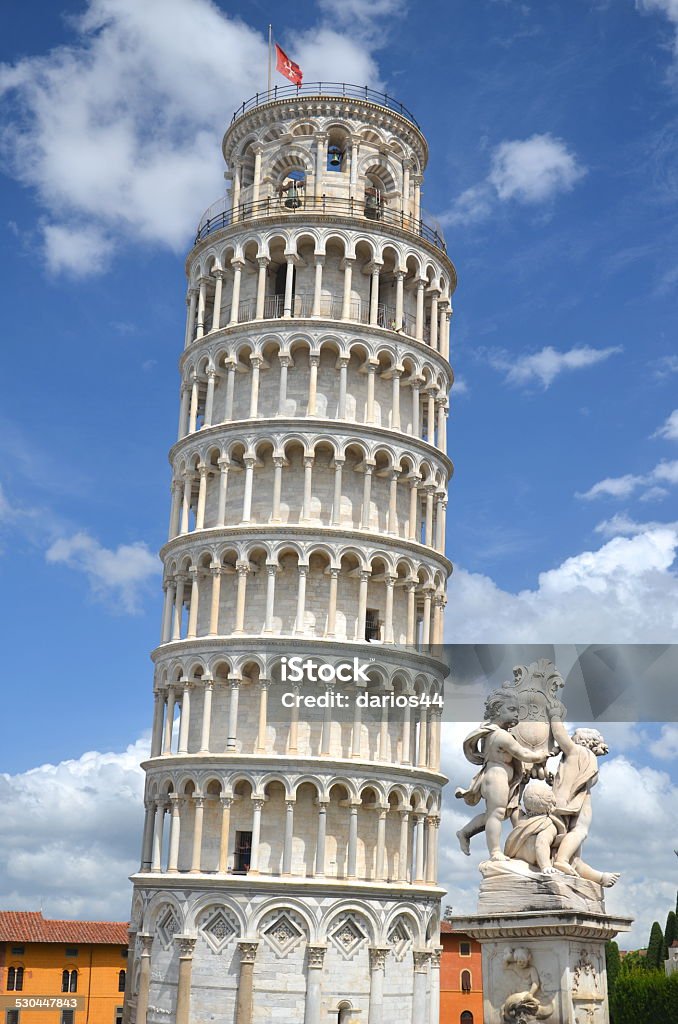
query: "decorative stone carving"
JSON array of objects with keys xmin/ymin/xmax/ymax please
[
  {"xmin": 155, "ymin": 907, "xmax": 180, "ymax": 950},
  {"xmin": 329, "ymin": 914, "xmax": 369, "ymax": 960},
  {"xmin": 237, "ymin": 940, "xmax": 259, "ymax": 965},
  {"xmin": 262, "ymin": 911, "xmax": 305, "ymax": 957},
  {"xmin": 368, "ymin": 947, "xmax": 390, "ymax": 971},
  {"xmin": 500, "ymin": 947, "xmax": 554, "ymax": 1023},
  {"xmin": 306, "ymin": 944, "xmax": 327, "ymax": 969},
  {"xmin": 412, "ymin": 949, "xmax": 432, "ymax": 972},
  {"xmin": 174, "ymin": 935, "xmax": 196, "ymax": 957},
  {"xmin": 388, "ymin": 918, "xmax": 414, "ymax": 962},
  {"xmin": 198, "ymin": 908, "xmax": 238, "ymax": 954}
]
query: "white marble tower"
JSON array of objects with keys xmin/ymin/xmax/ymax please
[{"xmin": 124, "ymin": 82, "xmax": 456, "ymax": 1024}]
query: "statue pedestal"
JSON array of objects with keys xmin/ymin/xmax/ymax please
[{"xmin": 451, "ymin": 909, "xmax": 632, "ymax": 1024}]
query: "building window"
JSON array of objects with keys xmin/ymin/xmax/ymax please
[
  {"xmin": 62, "ymin": 970, "xmax": 78, "ymax": 993},
  {"xmin": 459, "ymin": 941, "xmax": 471, "ymax": 956},
  {"xmin": 7, "ymin": 967, "xmax": 24, "ymax": 992},
  {"xmin": 10, "ymin": 948, "xmax": 24, "ymax": 957},
  {"xmin": 118, "ymin": 970, "xmax": 126, "ymax": 993},
  {"xmin": 115, "ymin": 1008, "xmax": 123, "ymax": 1024},
  {"xmin": 64, "ymin": 948, "xmax": 78, "ymax": 958},
  {"xmin": 61, "ymin": 1011, "xmax": 74, "ymax": 1024},
  {"xmin": 120, "ymin": 949, "xmax": 128, "ymax": 959},
  {"xmin": 461, "ymin": 969, "xmax": 472, "ymax": 993},
  {"xmin": 234, "ymin": 831, "xmax": 252, "ymax": 873},
  {"xmin": 7, "ymin": 1010, "xmax": 19, "ymax": 1024},
  {"xmin": 460, "ymin": 1014, "xmax": 473, "ymax": 1024},
  {"xmin": 365, "ymin": 608, "xmax": 381, "ymax": 641}
]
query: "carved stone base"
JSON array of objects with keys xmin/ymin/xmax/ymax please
[
  {"xmin": 478, "ymin": 860, "xmax": 606, "ymax": 915},
  {"xmin": 451, "ymin": 911, "xmax": 632, "ymax": 1024}
]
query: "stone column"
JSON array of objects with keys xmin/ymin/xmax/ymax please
[
  {"xmin": 134, "ymin": 934, "xmax": 153, "ymax": 1024},
  {"xmin": 180, "ymin": 474, "xmax": 193, "ymax": 534},
  {"xmin": 429, "ymin": 948, "xmax": 442, "ymax": 1024},
  {"xmin": 304, "ymin": 945, "xmax": 326, "ymax": 1024},
  {"xmin": 190, "ymin": 797, "xmax": 204, "ymax": 872},
  {"xmin": 424, "ymin": 488, "xmax": 434, "ymax": 547},
  {"xmin": 315, "ymin": 801, "xmax": 327, "ymax": 876},
  {"xmin": 178, "ymin": 680, "xmax": 191, "ymax": 753},
  {"xmin": 264, "ymin": 563, "xmax": 277, "ymax": 632},
  {"xmin": 443, "ymin": 305, "xmax": 452, "ymax": 361},
  {"xmin": 196, "ymin": 278, "xmax": 207, "ymax": 338},
  {"xmin": 412, "ymin": 951, "xmax": 431, "ymax": 1024},
  {"xmin": 361, "ymin": 463, "xmax": 374, "ymax": 528},
  {"xmin": 242, "ymin": 457, "xmax": 255, "ymax": 523},
  {"xmin": 375, "ymin": 808, "xmax": 387, "ymax": 881},
  {"xmin": 391, "ymin": 366, "xmax": 402, "ymax": 430},
  {"xmin": 429, "ymin": 291, "xmax": 439, "ymax": 350},
  {"xmin": 383, "ymin": 574, "xmax": 395, "ymax": 644},
  {"xmin": 216, "ymin": 458, "xmax": 229, "ymax": 525},
  {"xmin": 235, "ymin": 941, "xmax": 258, "ymax": 1024},
  {"xmin": 249, "ymin": 356, "xmax": 261, "ymax": 418},
  {"xmin": 365, "ymin": 266, "xmax": 379, "ymax": 329},
  {"xmin": 151, "ymin": 800, "xmax": 166, "ymax": 871},
  {"xmin": 357, "ymin": 569, "xmax": 370, "ymax": 639},
  {"xmin": 277, "ymin": 354, "xmax": 291, "ymax": 415},
  {"xmin": 208, "ymin": 566, "xmax": 222, "ymax": 636},
  {"xmin": 229, "ymin": 259, "xmax": 244, "ymax": 325},
  {"xmin": 271, "ymin": 457, "xmax": 284, "ymax": 519},
  {"xmin": 186, "ymin": 568, "xmax": 200, "ymax": 639},
  {"xmin": 366, "ymin": 360, "xmax": 377, "ymax": 423},
  {"xmin": 168, "ymin": 480, "xmax": 182, "ymax": 539},
  {"xmin": 295, "ymin": 564, "xmax": 308, "ymax": 634},
  {"xmin": 417, "ymin": 706, "xmax": 428, "ymax": 769},
  {"xmin": 255, "ymin": 257, "xmax": 268, "ymax": 318},
  {"xmin": 188, "ymin": 376, "xmax": 199, "ymax": 433},
  {"xmin": 387, "ymin": 471, "xmax": 399, "ymax": 535},
  {"xmin": 414, "ymin": 813, "xmax": 426, "ymax": 883},
  {"xmin": 195, "ymin": 465, "xmax": 208, "ymax": 528},
  {"xmin": 160, "ymin": 578, "xmax": 173, "ymax": 639},
  {"xmin": 312, "ymin": 256, "xmax": 324, "ymax": 317},
  {"xmin": 150, "ymin": 691, "xmax": 165, "ymax": 757},
  {"xmin": 314, "ymin": 133, "xmax": 327, "ymax": 199},
  {"xmin": 227, "ymin": 678, "xmax": 240, "ymax": 748},
  {"xmin": 394, "ymin": 270, "xmax": 405, "ymax": 330},
  {"xmin": 184, "ymin": 288, "xmax": 197, "ymax": 349},
  {"xmin": 332, "ymin": 457, "xmax": 344, "ymax": 525},
  {"xmin": 368, "ymin": 948, "xmax": 390, "ymax": 1024},
  {"xmin": 177, "ymin": 385, "xmax": 190, "ymax": 440},
  {"xmin": 351, "ymin": 686, "xmax": 363, "ymax": 758},
  {"xmin": 308, "ymin": 355, "xmax": 319, "ymax": 415},
  {"xmin": 337, "ymin": 357, "xmax": 349, "ymax": 418},
  {"xmin": 140, "ymin": 800, "xmax": 155, "ymax": 870},
  {"xmin": 255, "ymin": 678, "xmax": 269, "ymax": 752},
  {"xmin": 341, "ymin": 257, "xmax": 354, "ymax": 320},
  {"xmin": 325, "ymin": 566, "xmax": 339, "ymax": 636},
  {"xmin": 224, "ymin": 360, "xmax": 236, "ymax": 421},
  {"xmin": 248, "ymin": 797, "xmax": 264, "ymax": 874},
  {"xmin": 408, "ymin": 478, "xmax": 419, "ymax": 541},
  {"xmin": 398, "ymin": 809, "xmax": 410, "ymax": 881},
  {"xmin": 425, "ymin": 815, "xmax": 436, "ymax": 883},
  {"xmin": 413, "ymin": 175, "xmax": 422, "ymax": 223},
  {"xmin": 347, "ymin": 801, "xmax": 359, "ymax": 878},
  {"xmin": 320, "ymin": 684, "xmax": 334, "ymax": 755},
  {"xmin": 211, "ymin": 271, "xmax": 224, "ymax": 332},
  {"xmin": 402, "ymin": 162, "xmax": 411, "ymax": 219},
  {"xmin": 406, "ymin": 581, "xmax": 417, "ymax": 645},
  {"xmin": 231, "ymin": 161, "xmax": 241, "ymax": 217},
  {"xmin": 282, "ymin": 799, "xmax": 295, "ymax": 875},
  {"xmin": 167, "ymin": 794, "xmax": 182, "ymax": 872},
  {"xmin": 122, "ymin": 926, "xmax": 137, "ymax": 1024},
  {"xmin": 283, "ymin": 256, "xmax": 295, "ymax": 317},
  {"xmin": 422, "ymin": 587, "xmax": 432, "ymax": 648},
  {"xmin": 218, "ymin": 796, "xmax": 232, "ymax": 872},
  {"xmin": 251, "ymin": 144, "xmax": 263, "ymax": 205},
  {"xmin": 288, "ymin": 685, "xmax": 300, "ymax": 754},
  {"xmin": 162, "ymin": 688, "xmax": 176, "ymax": 752},
  {"xmin": 378, "ymin": 698, "xmax": 389, "ymax": 762},
  {"xmin": 200, "ymin": 679, "xmax": 213, "ymax": 752},
  {"xmin": 415, "ymin": 279, "xmax": 425, "ymax": 340}
]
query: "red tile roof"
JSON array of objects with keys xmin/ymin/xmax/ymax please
[{"xmin": 0, "ymin": 912, "xmax": 129, "ymax": 945}]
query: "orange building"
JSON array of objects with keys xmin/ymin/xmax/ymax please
[
  {"xmin": 0, "ymin": 912, "xmax": 129, "ymax": 1024},
  {"xmin": 439, "ymin": 923, "xmax": 484, "ymax": 1024}
]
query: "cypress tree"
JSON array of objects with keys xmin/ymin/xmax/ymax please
[
  {"xmin": 606, "ymin": 940, "xmax": 621, "ymax": 997},
  {"xmin": 665, "ymin": 910, "xmax": 677, "ymax": 955},
  {"xmin": 646, "ymin": 921, "xmax": 665, "ymax": 971}
]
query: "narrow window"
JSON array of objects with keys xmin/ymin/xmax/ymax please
[
  {"xmin": 115, "ymin": 1009, "xmax": 123, "ymax": 1024},
  {"xmin": 7, "ymin": 968, "xmax": 23, "ymax": 992},
  {"xmin": 365, "ymin": 608, "xmax": 381, "ymax": 641},
  {"xmin": 10, "ymin": 948, "xmax": 24, "ymax": 957},
  {"xmin": 118, "ymin": 970, "xmax": 126, "ymax": 993},
  {"xmin": 61, "ymin": 1011, "xmax": 75, "ymax": 1024},
  {"xmin": 460, "ymin": 1014, "xmax": 473, "ymax": 1024},
  {"xmin": 234, "ymin": 831, "xmax": 252, "ymax": 873},
  {"xmin": 459, "ymin": 941, "xmax": 471, "ymax": 957},
  {"xmin": 7, "ymin": 1010, "xmax": 19, "ymax": 1024},
  {"xmin": 62, "ymin": 970, "xmax": 77, "ymax": 993},
  {"xmin": 65, "ymin": 948, "xmax": 78, "ymax": 958},
  {"xmin": 461, "ymin": 969, "xmax": 472, "ymax": 992}
]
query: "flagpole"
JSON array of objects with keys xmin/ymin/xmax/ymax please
[{"xmin": 267, "ymin": 24, "xmax": 272, "ymax": 94}]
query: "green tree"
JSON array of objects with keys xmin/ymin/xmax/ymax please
[
  {"xmin": 665, "ymin": 910, "xmax": 677, "ymax": 954},
  {"xmin": 646, "ymin": 921, "xmax": 665, "ymax": 971},
  {"xmin": 606, "ymin": 940, "xmax": 621, "ymax": 997},
  {"xmin": 610, "ymin": 971, "xmax": 678, "ymax": 1024}
]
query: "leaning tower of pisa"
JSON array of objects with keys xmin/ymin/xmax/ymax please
[{"xmin": 124, "ymin": 83, "xmax": 455, "ymax": 1024}]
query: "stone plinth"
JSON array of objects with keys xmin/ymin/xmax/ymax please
[
  {"xmin": 451, "ymin": 910, "xmax": 632, "ymax": 1024},
  {"xmin": 478, "ymin": 860, "xmax": 606, "ymax": 916}
]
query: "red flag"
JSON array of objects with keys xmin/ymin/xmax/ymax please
[{"xmin": 275, "ymin": 43, "xmax": 303, "ymax": 86}]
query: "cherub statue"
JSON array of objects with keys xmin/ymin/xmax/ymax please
[
  {"xmin": 455, "ymin": 690, "xmax": 551, "ymax": 861},
  {"xmin": 501, "ymin": 947, "xmax": 554, "ymax": 1022},
  {"xmin": 547, "ymin": 709, "xmax": 619, "ymax": 883}
]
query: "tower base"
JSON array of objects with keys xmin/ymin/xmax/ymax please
[{"xmin": 451, "ymin": 910, "xmax": 632, "ymax": 1024}]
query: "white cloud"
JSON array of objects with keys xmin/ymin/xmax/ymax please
[
  {"xmin": 638, "ymin": 0, "xmax": 678, "ymax": 55},
  {"xmin": 650, "ymin": 724, "xmax": 678, "ymax": 759},
  {"xmin": 488, "ymin": 134, "xmax": 586, "ymax": 203},
  {"xmin": 577, "ymin": 459, "xmax": 678, "ymax": 501},
  {"xmin": 487, "ymin": 344, "xmax": 621, "ymax": 389},
  {"xmin": 0, "ymin": 738, "xmax": 147, "ymax": 920},
  {"xmin": 653, "ymin": 409, "xmax": 678, "ymax": 441},
  {"xmin": 445, "ymin": 526, "xmax": 678, "ymax": 643},
  {"xmin": 0, "ymin": 0, "xmax": 385, "ymax": 276},
  {"xmin": 441, "ymin": 134, "xmax": 585, "ymax": 226},
  {"xmin": 439, "ymin": 728, "xmax": 678, "ymax": 947},
  {"xmin": 46, "ymin": 531, "xmax": 158, "ymax": 612}
]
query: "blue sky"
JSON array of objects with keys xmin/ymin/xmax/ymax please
[{"xmin": 1, "ymin": 0, "xmax": 677, "ymax": 943}]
